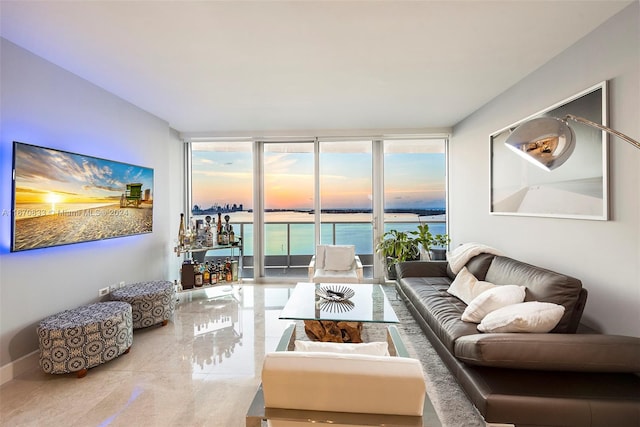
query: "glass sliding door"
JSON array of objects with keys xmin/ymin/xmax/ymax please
[
  {"xmin": 191, "ymin": 141, "xmax": 254, "ymax": 278},
  {"xmin": 263, "ymin": 142, "xmax": 315, "ymax": 278},
  {"xmin": 383, "ymin": 138, "xmax": 447, "ymax": 257},
  {"xmin": 319, "ymin": 140, "xmax": 373, "ymax": 278},
  {"xmin": 187, "ymin": 136, "xmax": 448, "ymax": 283}
]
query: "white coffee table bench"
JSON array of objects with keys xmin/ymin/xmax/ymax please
[{"xmin": 246, "ymin": 324, "xmax": 441, "ymax": 427}]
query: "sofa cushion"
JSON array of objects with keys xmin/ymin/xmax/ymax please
[
  {"xmin": 461, "ymin": 285, "xmax": 526, "ymax": 323},
  {"xmin": 484, "ymin": 256, "xmax": 583, "ymax": 333},
  {"xmin": 312, "ymin": 268, "xmax": 359, "ymax": 283},
  {"xmin": 454, "ymin": 333, "xmax": 640, "ymax": 372},
  {"xmin": 477, "ymin": 301, "xmax": 565, "ymax": 333},
  {"xmin": 447, "ymin": 253, "xmax": 497, "ymax": 280},
  {"xmin": 397, "ymin": 278, "xmax": 479, "ymax": 353},
  {"xmin": 397, "ymin": 260, "xmax": 450, "ymax": 279},
  {"xmin": 447, "ymin": 267, "xmax": 496, "ymax": 305}
]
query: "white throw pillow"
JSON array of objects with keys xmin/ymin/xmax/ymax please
[
  {"xmin": 461, "ymin": 285, "xmax": 526, "ymax": 323},
  {"xmin": 447, "ymin": 267, "xmax": 497, "ymax": 305},
  {"xmin": 323, "ymin": 245, "xmax": 355, "ymax": 271},
  {"xmin": 294, "ymin": 340, "xmax": 390, "ymax": 356},
  {"xmin": 477, "ymin": 301, "xmax": 565, "ymax": 333}
]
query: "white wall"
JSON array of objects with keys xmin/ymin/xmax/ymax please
[
  {"xmin": 449, "ymin": 3, "xmax": 639, "ymax": 336},
  {"xmin": 0, "ymin": 39, "xmax": 184, "ymax": 372}
]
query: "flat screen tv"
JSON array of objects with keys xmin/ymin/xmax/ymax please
[{"xmin": 11, "ymin": 141, "xmax": 154, "ymax": 252}]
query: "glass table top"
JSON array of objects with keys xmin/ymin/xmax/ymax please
[{"xmin": 279, "ymin": 282, "xmax": 399, "ymax": 323}]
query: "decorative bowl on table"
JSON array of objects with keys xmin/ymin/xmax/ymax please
[{"xmin": 316, "ymin": 285, "xmax": 355, "ymax": 302}]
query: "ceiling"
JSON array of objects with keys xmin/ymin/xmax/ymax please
[{"xmin": 0, "ymin": 1, "xmax": 633, "ymax": 134}]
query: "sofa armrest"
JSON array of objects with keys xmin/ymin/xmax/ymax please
[
  {"xmin": 395, "ymin": 260, "xmax": 449, "ymax": 279},
  {"xmin": 454, "ymin": 333, "xmax": 640, "ymax": 373}
]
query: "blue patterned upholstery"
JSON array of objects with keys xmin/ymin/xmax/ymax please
[
  {"xmin": 37, "ymin": 301, "xmax": 133, "ymax": 375},
  {"xmin": 110, "ymin": 280, "xmax": 175, "ymax": 329}
]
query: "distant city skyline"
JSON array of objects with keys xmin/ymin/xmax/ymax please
[{"xmin": 191, "ymin": 204, "xmax": 446, "ymax": 215}]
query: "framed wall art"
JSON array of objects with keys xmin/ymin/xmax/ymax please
[
  {"xmin": 11, "ymin": 141, "xmax": 154, "ymax": 252},
  {"xmin": 490, "ymin": 81, "xmax": 608, "ymax": 220}
]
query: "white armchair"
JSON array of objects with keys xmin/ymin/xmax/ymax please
[{"xmin": 308, "ymin": 244, "xmax": 363, "ymax": 283}]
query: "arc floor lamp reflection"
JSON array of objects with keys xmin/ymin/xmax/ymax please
[{"xmin": 505, "ymin": 114, "xmax": 640, "ymax": 171}]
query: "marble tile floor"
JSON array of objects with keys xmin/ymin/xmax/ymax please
[{"xmin": 0, "ymin": 284, "xmax": 297, "ymax": 427}]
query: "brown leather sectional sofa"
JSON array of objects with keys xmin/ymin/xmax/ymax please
[{"xmin": 395, "ymin": 253, "xmax": 640, "ymax": 427}]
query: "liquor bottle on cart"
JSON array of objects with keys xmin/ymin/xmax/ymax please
[
  {"xmin": 217, "ymin": 260, "xmax": 224, "ymax": 282},
  {"xmin": 205, "ymin": 227, "xmax": 214, "ymax": 247},
  {"xmin": 225, "ymin": 258, "xmax": 232, "ymax": 282},
  {"xmin": 194, "ymin": 262, "xmax": 203, "ymax": 287},
  {"xmin": 178, "ymin": 213, "xmax": 186, "ymax": 248},
  {"xmin": 210, "ymin": 263, "xmax": 217, "ymax": 285},
  {"xmin": 216, "ymin": 213, "xmax": 223, "ymax": 244},
  {"xmin": 203, "ymin": 262, "xmax": 210, "ymax": 285}
]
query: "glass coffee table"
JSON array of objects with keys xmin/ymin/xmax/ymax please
[{"xmin": 279, "ymin": 282, "xmax": 399, "ymax": 342}]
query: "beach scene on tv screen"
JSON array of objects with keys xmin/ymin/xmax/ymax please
[{"xmin": 11, "ymin": 142, "xmax": 153, "ymax": 251}]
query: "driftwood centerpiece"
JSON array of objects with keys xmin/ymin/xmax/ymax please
[{"xmin": 304, "ymin": 320, "xmax": 363, "ymax": 343}]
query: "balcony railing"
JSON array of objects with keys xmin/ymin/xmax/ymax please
[{"xmin": 191, "ymin": 217, "xmax": 446, "ymax": 280}]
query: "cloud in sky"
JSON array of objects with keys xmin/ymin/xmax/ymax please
[
  {"xmin": 191, "ymin": 144, "xmax": 446, "ymax": 210},
  {"xmin": 14, "ymin": 143, "xmax": 153, "ymax": 203}
]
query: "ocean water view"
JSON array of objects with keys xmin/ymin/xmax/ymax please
[{"xmin": 191, "ymin": 211, "xmax": 446, "ymax": 257}]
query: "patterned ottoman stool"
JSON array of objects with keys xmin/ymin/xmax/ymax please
[
  {"xmin": 110, "ymin": 280, "xmax": 175, "ymax": 329},
  {"xmin": 37, "ymin": 301, "xmax": 133, "ymax": 378}
]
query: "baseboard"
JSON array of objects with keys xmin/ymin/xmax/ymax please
[{"xmin": 0, "ymin": 351, "xmax": 39, "ymax": 385}]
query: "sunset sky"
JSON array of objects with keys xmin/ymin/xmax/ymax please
[
  {"xmin": 192, "ymin": 141, "xmax": 445, "ymax": 211},
  {"xmin": 13, "ymin": 142, "xmax": 153, "ymax": 205}
]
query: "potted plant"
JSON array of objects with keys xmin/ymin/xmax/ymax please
[
  {"xmin": 410, "ymin": 223, "xmax": 450, "ymax": 261},
  {"xmin": 375, "ymin": 229, "xmax": 420, "ymax": 280},
  {"xmin": 429, "ymin": 233, "xmax": 451, "ymax": 260},
  {"xmin": 410, "ymin": 223, "xmax": 433, "ymax": 260}
]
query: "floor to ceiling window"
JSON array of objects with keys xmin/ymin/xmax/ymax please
[
  {"xmin": 383, "ymin": 138, "xmax": 447, "ymax": 236},
  {"xmin": 263, "ymin": 142, "xmax": 315, "ymax": 278},
  {"xmin": 187, "ymin": 136, "xmax": 447, "ymax": 282},
  {"xmin": 190, "ymin": 141, "xmax": 254, "ymax": 278},
  {"xmin": 319, "ymin": 140, "xmax": 373, "ymax": 274}
]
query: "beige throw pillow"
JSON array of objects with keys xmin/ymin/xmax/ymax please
[
  {"xmin": 323, "ymin": 245, "xmax": 355, "ymax": 271},
  {"xmin": 462, "ymin": 284, "xmax": 526, "ymax": 323},
  {"xmin": 447, "ymin": 267, "xmax": 497, "ymax": 305},
  {"xmin": 478, "ymin": 301, "xmax": 565, "ymax": 333}
]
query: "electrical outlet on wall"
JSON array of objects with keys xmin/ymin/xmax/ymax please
[
  {"xmin": 119, "ymin": 281, "xmax": 125, "ymax": 288},
  {"xmin": 98, "ymin": 287, "xmax": 110, "ymax": 297}
]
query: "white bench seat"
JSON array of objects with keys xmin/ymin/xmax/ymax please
[
  {"xmin": 262, "ymin": 351, "xmax": 426, "ymax": 416},
  {"xmin": 246, "ymin": 324, "xmax": 441, "ymax": 427}
]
